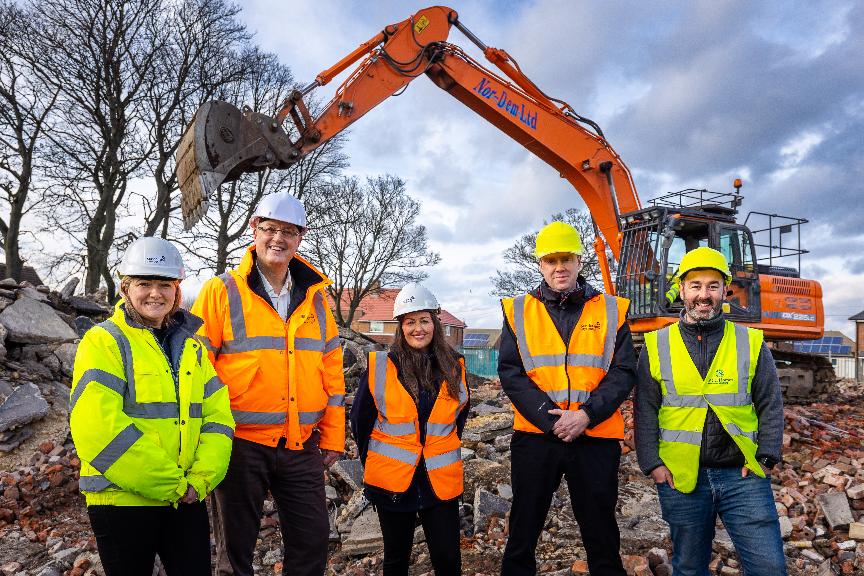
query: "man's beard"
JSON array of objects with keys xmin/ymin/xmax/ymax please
[{"xmin": 685, "ymin": 298, "xmax": 722, "ymax": 322}]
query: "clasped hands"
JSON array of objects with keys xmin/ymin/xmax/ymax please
[{"xmin": 548, "ymin": 408, "xmax": 590, "ymax": 442}]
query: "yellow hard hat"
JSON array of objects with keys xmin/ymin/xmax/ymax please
[
  {"xmin": 675, "ymin": 247, "xmax": 732, "ymax": 283},
  {"xmin": 534, "ymin": 221, "xmax": 584, "ymax": 259}
]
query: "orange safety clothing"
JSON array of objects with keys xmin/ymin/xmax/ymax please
[
  {"xmin": 191, "ymin": 246, "xmax": 345, "ymax": 451},
  {"xmin": 363, "ymin": 352, "xmax": 469, "ymax": 501},
  {"xmin": 501, "ymin": 292, "xmax": 629, "ymax": 438}
]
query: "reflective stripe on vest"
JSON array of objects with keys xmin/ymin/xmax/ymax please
[
  {"xmin": 87, "ymin": 321, "xmax": 181, "ymax": 420},
  {"xmin": 648, "ymin": 321, "xmax": 764, "ymax": 493},
  {"xmin": 364, "ymin": 352, "xmax": 468, "ymax": 499},
  {"xmin": 510, "ymin": 293, "xmax": 619, "ymax": 373},
  {"xmin": 217, "ymin": 274, "xmax": 336, "ymax": 356},
  {"xmin": 503, "ymin": 292, "xmax": 627, "ymax": 438}
]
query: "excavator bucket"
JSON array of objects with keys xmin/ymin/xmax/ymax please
[{"xmin": 176, "ymin": 101, "xmax": 281, "ymax": 230}]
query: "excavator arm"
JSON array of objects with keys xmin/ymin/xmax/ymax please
[{"xmin": 176, "ymin": 5, "xmax": 641, "ymax": 292}]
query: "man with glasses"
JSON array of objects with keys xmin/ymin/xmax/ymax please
[{"xmin": 192, "ymin": 192, "xmax": 345, "ymax": 576}]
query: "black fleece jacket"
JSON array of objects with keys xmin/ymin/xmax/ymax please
[
  {"xmin": 497, "ymin": 278, "xmax": 637, "ymax": 436},
  {"xmin": 634, "ymin": 312, "xmax": 785, "ymax": 476}
]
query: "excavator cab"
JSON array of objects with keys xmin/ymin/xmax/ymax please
[{"xmin": 617, "ymin": 189, "xmax": 763, "ymax": 328}]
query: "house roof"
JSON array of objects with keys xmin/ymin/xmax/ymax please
[
  {"xmin": 331, "ymin": 288, "xmax": 466, "ymax": 328},
  {"xmin": 849, "ymin": 310, "xmax": 864, "ymax": 321}
]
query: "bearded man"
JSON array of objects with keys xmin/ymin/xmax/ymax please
[{"xmin": 634, "ymin": 247, "xmax": 787, "ymax": 576}]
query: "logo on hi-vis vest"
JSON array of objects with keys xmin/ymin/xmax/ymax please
[
  {"xmin": 580, "ymin": 321, "xmax": 602, "ymax": 331},
  {"xmin": 707, "ymin": 368, "xmax": 733, "ymax": 387},
  {"xmin": 303, "ymin": 312, "xmax": 317, "ymax": 326}
]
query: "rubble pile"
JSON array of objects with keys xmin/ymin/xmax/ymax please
[
  {"xmin": 0, "ymin": 281, "xmax": 861, "ymax": 574},
  {"xmin": 0, "ymin": 277, "xmax": 109, "ymax": 458}
]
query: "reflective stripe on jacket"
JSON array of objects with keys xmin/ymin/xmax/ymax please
[
  {"xmin": 191, "ymin": 247, "xmax": 345, "ymax": 451},
  {"xmin": 501, "ymin": 292, "xmax": 629, "ymax": 438},
  {"xmin": 364, "ymin": 351, "xmax": 469, "ymax": 500},
  {"xmin": 644, "ymin": 320, "xmax": 764, "ymax": 493},
  {"xmin": 70, "ymin": 303, "xmax": 234, "ymax": 506}
]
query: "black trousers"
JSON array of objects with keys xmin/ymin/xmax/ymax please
[
  {"xmin": 376, "ymin": 499, "xmax": 461, "ymax": 576},
  {"xmin": 212, "ymin": 435, "xmax": 328, "ymax": 576},
  {"xmin": 87, "ymin": 501, "xmax": 210, "ymax": 576},
  {"xmin": 501, "ymin": 432, "xmax": 626, "ymax": 576}
]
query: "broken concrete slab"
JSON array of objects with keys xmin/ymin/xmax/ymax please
[
  {"xmin": 65, "ymin": 295, "xmax": 110, "ymax": 316},
  {"xmin": 778, "ymin": 515, "xmax": 793, "ymax": 539},
  {"xmin": 18, "ymin": 285, "xmax": 50, "ymax": 303},
  {"xmin": 331, "ymin": 459, "xmax": 364, "ymax": 491},
  {"xmin": 0, "ymin": 298, "xmax": 78, "ymax": 344},
  {"xmin": 816, "ymin": 492, "xmax": 854, "ymax": 530},
  {"xmin": 52, "ymin": 343, "xmax": 78, "ymax": 378},
  {"xmin": 849, "ymin": 522, "xmax": 864, "ymax": 540},
  {"xmin": 341, "ymin": 507, "xmax": 383, "ymax": 556},
  {"xmin": 473, "ymin": 488, "xmax": 511, "ymax": 532},
  {"xmin": 0, "ymin": 383, "xmax": 49, "ymax": 432},
  {"xmin": 463, "ymin": 412, "xmax": 513, "ymax": 442}
]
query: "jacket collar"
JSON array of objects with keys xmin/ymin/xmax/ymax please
[
  {"xmin": 237, "ymin": 244, "xmax": 331, "ymax": 293},
  {"xmin": 533, "ymin": 275, "xmax": 598, "ymax": 306},
  {"xmin": 677, "ymin": 309, "xmax": 726, "ymax": 335},
  {"xmin": 113, "ymin": 300, "xmax": 203, "ymax": 335}
]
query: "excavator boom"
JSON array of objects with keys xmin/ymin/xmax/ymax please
[{"xmin": 176, "ymin": 5, "xmax": 639, "ymax": 294}]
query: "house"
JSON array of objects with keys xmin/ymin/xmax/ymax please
[
  {"xmin": 332, "ymin": 288, "xmax": 466, "ymax": 348},
  {"xmin": 793, "ymin": 330, "xmax": 857, "ymax": 380},
  {"xmin": 462, "ymin": 328, "xmax": 502, "ymax": 350},
  {"xmin": 848, "ymin": 310, "xmax": 864, "ymax": 381}
]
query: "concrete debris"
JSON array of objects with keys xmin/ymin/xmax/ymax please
[
  {"xmin": 473, "ymin": 488, "xmax": 511, "ymax": 532},
  {"xmin": 0, "ymin": 272, "xmax": 861, "ymax": 576},
  {"xmin": 0, "ymin": 383, "xmax": 49, "ymax": 437},
  {"xmin": 0, "ymin": 299, "xmax": 77, "ymax": 345},
  {"xmin": 816, "ymin": 492, "xmax": 854, "ymax": 530}
]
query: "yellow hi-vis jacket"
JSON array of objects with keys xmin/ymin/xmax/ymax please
[
  {"xmin": 70, "ymin": 303, "xmax": 234, "ymax": 506},
  {"xmin": 191, "ymin": 247, "xmax": 345, "ymax": 451},
  {"xmin": 364, "ymin": 352, "xmax": 469, "ymax": 501},
  {"xmin": 644, "ymin": 320, "xmax": 764, "ymax": 493},
  {"xmin": 501, "ymin": 292, "xmax": 629, "ymax": 438}
]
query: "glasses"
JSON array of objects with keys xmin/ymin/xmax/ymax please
[{"xmin": 256, "ymin": 225, "xmax": 302, "ymax": 239}]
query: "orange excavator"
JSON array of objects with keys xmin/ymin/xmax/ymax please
[{"xmin": 176, "ymin": 6, "xmax": 829, "ymax": 394}]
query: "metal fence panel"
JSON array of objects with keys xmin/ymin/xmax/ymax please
[{"xmin": 459, "ymin": 347, "xmax": 499, "ymax": 379}]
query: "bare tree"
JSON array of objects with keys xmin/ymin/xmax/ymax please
[
  {"xmin": 0, "ymin": 2, "xmax": 58, "ymax": 281},
  {"xmin": 490, "ymin": 208, "xmax": 615, "ymax": 297},
  {"xmin": 36, "ymin": 0, "xmax": 164, "ymax": 298},
  {"xmin": 138, "ymin": 0, "xmax": 251, "ymax": 238},
  {"xmin": 176, "ymin": 48, "xmax": 348, "ymax": 275},
  {"xmin": 304, "ymin": 175, "xmax": 441, "ymax": 326}
]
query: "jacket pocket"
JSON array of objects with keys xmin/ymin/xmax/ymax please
[
  {"xmin": 130, "ymin": 369, "xmax": 171, "ymax": 403},
  {"xmin": 217, "ymin": 357, "xmax": 260, "ymax": 401}
]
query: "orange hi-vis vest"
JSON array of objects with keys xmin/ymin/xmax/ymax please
[
  {"xmin": 192, "ymin": 247, "xmax": 345, "ymax": 451},
  {"xmin": 501, "ymin": 291, "xmax": 629, "ymax": 438},
  {"xmin": 364, "ymin": 352, "xmax": 469, "ymax": 501}
]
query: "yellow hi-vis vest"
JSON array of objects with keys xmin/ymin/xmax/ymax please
[
  {"xmin": 363, "ymin": 352, "xmax": 469, "ymax": 501},
  {"xmin": 644, "ymin": 320, "xmax": 764, "ymax": 493},
  {"xmin": 70, "ymin": 303, "xmax": 235, "ymax": 506},
  {"xmin": 501, "ymin": 292, "xmax": 629, "ymax": 438}
]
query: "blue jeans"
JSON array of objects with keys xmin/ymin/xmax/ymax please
[{"xmin": 656, "ymin": 467, "xmax": 786, "ymax": 576}]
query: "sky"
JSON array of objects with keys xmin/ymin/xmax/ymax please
[{"xmin": 231, "ymin": 0, "xmax": 863, "ymax": 334}]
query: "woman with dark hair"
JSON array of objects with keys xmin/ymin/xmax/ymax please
[
  {"xmin": 350, "ymin": 283, "xmax": 470, "ymax": 576},
  {"xmin": 69, "ymin": 237, "xmax": 234, "ymax": 576}
]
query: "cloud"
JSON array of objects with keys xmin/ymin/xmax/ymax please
[{"xmin": 234, "ymin": 0, "xmax": 864, "ymax": 329}]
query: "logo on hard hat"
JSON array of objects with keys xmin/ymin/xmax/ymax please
[
  {"xmin": 145, "ymin": 255, "xmax": 166, "ymax": 264},
  {"xmin": 403, "ymin": 296, "xmax": 415, "ymax": 303}
]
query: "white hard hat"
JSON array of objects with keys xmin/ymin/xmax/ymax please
[
  {"xmin": 117, "ymin": 237, "xmax": 186, "ymax": 280},
  {"xmin": 250, "ymin": 192, "xmax": 307, "ymax": 230},
  {"xmin": 392, "ymin": 283, "xmax": 440, "ymax": 318}
]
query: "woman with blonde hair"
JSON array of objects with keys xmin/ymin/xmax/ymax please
[{"xmin": 70, "ymin": 237, "xmax": 234, "ymax": 575}]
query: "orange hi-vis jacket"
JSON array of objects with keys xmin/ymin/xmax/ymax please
[
  {"xmin": 192, "ymin": 247, "xmax": 345, "ymax": 451},
  {"xmin": 501, "ymin": 292, "xmax": 629, "ymax": 438},
  {"xmin": 364, "ymin": 352, "xmax": 469, "ymax": 501}
]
